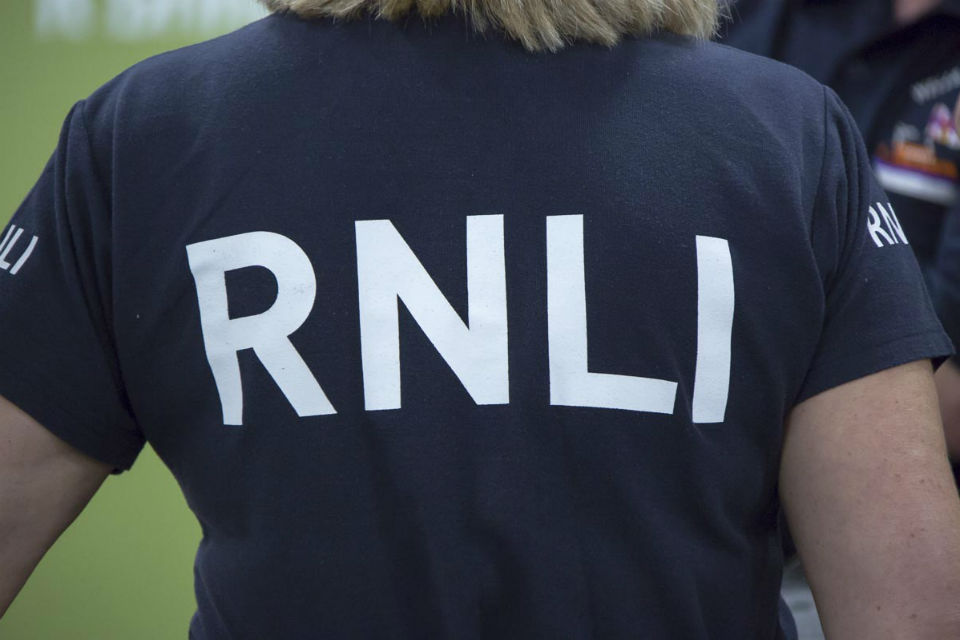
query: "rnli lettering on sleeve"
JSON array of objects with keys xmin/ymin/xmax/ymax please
[{"xmin": 0, "ymin": 12, "xmax": 951, "ymax": 639}]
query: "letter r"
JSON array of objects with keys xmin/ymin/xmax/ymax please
[{"xmin": 186, "ymin": 231, "xmax": 336, "ymax": 425}]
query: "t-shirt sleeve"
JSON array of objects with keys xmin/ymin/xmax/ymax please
[
  {"xmin": 795, "ymin": 87, "xmax": 954, "ymax": 403},
  {"xmin": 0, "ymin": 100, "xmax": 144, "ymax": 471}
]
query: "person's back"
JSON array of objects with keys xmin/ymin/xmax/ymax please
[{"xmin": 1, "ymin": 4, "xmax": 959, "ymax": 639}]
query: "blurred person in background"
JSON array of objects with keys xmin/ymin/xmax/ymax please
[{"xmin": 1, "ymin": 1, "xmax": 960, "ymax": 639}]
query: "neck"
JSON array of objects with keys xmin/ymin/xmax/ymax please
[{"xmin": 894, "ymin": 0, "xmax": 941, "ymax": 24}]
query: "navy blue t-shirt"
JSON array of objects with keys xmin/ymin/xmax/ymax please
[{"xmin": 0, "ymin": 13, "xmax": 951, "ymax": 639}]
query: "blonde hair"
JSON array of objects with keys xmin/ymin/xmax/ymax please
[{"xmin": 258, "ymin": 0, "xmax": 720, "ymax": 52}]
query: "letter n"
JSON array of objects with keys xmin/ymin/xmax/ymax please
[
  {"xmin": 877, "ymin": 202, "xmax": 908, "ymax": 245},
  {"xmin": 355, "ymin": 215, "xmax": 509, "ymax": 411}
]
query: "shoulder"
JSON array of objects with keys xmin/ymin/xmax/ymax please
[
  {"xmin": 689, "ymin": 38, "xmax": 826, "ymax": 111},
  {"xmin": 82, "ymin": 14, "xmax": 304, "ymax": 123},
  {"xmin": 76, "ymin": 13, "xmax": 314, "ymax": 160},
  {"xmin": 626, "ymin": 35, "xmax": 832, "ymax": 153},
  {"xmin": 112, "ymin": 13, "xmax": 302, "ymax": 78}
]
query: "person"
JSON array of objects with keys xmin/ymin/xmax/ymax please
[
  {"xmin": 721, "ymin": 0, "xmax": 960, "ymax": 471},
  {"xmin": 1, "ymin": 0, "xmax": 959, "ymax": 637}
]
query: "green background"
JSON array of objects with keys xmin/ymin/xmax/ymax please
[{"xmin": 0, "ymin": 2, "xmax": 266, "ymax": 637}]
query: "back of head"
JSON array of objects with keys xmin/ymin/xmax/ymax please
[{"xmin": 257, "ymin": 0, "xmax": 720, "ymax": 51}]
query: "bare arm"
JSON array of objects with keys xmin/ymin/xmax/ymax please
[
  {"xmin": 0, "ymin": 394, "xmax": 111, "ymax": 618},
  {"xmin": 781, "ymin": 360, "xmax": 960, "ymax": 638}
]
